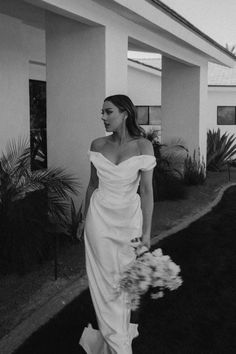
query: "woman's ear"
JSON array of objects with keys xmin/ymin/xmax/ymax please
[{"xmin": 123, "ymin": 111, "xmax": 128, "ymax": 120}]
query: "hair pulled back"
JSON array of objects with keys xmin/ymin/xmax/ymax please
[{"xmin": 104, "ymin": 94, "xmax": 145, "ymax": 137}]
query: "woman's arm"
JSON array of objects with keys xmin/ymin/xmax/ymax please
[
  {"xmin": 77, "ymin": 141, "xmax": 99, "ymax": 239},
  {"xmin": 139, "ymin": 169, "xmax": 154, "ymax": 249},
  {"xmin": 139, "ymin": 138, "xmax": 155, "ymax": 249},
  {"xmin": 83, "ymin": 162, "xmax": 98, "ymax": 219},
  {"xmin": 83, "ymin": 139, "xmax": 101, "ymax": 219},
  {"xmin": 77, "ymin": 162, "xmax": 98, "ymax": 239}
]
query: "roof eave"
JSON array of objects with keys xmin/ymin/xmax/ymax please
[
  {"xmin": 106, "ymin": 0, "xmax": 236, "ymax": 67},
  {"xmin": 150, "ymin": 0, "xmax": 236, "ymax": 61}
]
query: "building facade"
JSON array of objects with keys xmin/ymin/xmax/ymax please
[{"xmin": 1, "ymin": 0, "xmax": 235, "ymax": 204}]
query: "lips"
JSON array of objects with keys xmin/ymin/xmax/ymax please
[{"xmin": 104, "ymin": 123, "xmax": 110, "ymax": 129}]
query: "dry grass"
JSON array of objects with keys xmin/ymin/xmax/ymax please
[{"xmin": 0, "ymin": 169, "xmax": 235, "ymax": 340}]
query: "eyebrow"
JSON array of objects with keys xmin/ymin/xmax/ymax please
[{"xmin": 101, "ymin": 108, "xmax": 113, "ymax": 112}]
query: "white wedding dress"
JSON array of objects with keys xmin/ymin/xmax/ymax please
[{"xmin": 79, "ymin": 150, "xmax": 156, "ymax": 354}]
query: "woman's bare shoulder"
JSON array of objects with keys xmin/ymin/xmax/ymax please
[
  {"xmin": 90, "ymin": 136, "xmax": 108, "ymax": 152},
  {"xmin": 137, "ymin": 137, "xmax": 154, "ymax": 156}
]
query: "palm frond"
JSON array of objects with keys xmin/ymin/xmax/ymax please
[
  {"xmin": 207, "ymin": 128, "xmax": 236, "ymax": 171},
  {"xmin": 1, "ymin": 137, "xmax": 29, "ymax": 171},
  {"xmin": 30, "ymin": 168, "xmax": 80, "ymax": 198},
  {"xmin": 47, "ymin": 193, "xmax": 71, "ymax": 222}
]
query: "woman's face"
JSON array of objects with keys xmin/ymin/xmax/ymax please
[{"xmin": 101, "ymin": 100, "xmax": 126, "ymax": 133}]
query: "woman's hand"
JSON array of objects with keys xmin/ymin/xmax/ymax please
[
  {"xmin": 76, "ymin": 220, "xmax": 85, "ymax": 240},
  {"xmin": 134, "ymin": 234, "xmax": 150, "ymax": 256},
  {"xmin": 141, "ymin": 233, "xmax": 151, "ymax": 250}
]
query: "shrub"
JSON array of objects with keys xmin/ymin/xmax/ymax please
[
  {"xmin": 207, "ymin": 128, "xmax": 236, "ymax": 171},
  {"xmin": 145, "ymin": 130, "xmax": 188, "ymax": 201},
  {"xmin": 183, "ymin": 150, "xmax": 206, "ymax": 185},
  {"xmin": 0, "ymin": 138, "xmax": 79, "ymax": 274}
]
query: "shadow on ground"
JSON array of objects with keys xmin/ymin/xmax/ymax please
[{"xmin": 14, "ymin": 187, "xmax": 236, "ymax": 354}]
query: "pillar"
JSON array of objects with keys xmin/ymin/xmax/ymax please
[
  {"xmin": 46, "ymin": 12, "xmax": 106, "ymax": 202},
  {"xmin": 161, "ymin": 56, "xmax": 208, "ymax": 163}
]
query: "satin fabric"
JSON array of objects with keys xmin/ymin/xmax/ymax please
[{"xmin": 79, "ymin": 151, "xmax": 156, "ymax": 354}]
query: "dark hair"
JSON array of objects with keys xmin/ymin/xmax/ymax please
[{"xmin": 104, "ymin": 94, "xmax": 145, "ymax": 137}]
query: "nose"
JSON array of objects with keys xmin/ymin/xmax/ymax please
[{"xmin": 101, "ymin": 112, "xmax": 107, "ymax": 121}]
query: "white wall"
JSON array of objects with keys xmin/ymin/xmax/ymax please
[
  {"xmin": 105, "ymin": 25, "xmax": 128, "ymax": 95},
  {"xmin": 25, "ymin": 22, "xmax": 46, "ymax": 80},
  {"xmin": 208, "ymin": 87, "xmax": 236, "ymax": 137},
  {"xmin": 0, "ymin": 13, "xmax": 29, "ymax": 152},
  {"xmin": 128, "ymin": 64, "xmax": 161, "ymax": 105},
  {"xmin": 128, "ymin": 63, "xmax": 162, "ymax": 138},
  {"xmin": 0, "ymin": 1, "xmax": 46, "ymax": 153},
  {"xmin": 46, "ymin": 13, "xmax": 106, "ymax": 204}
]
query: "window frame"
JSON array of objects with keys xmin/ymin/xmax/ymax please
[
  {"xmin": 217, "ymin": 106, "xmax": 236, "ymax": 125},
  {"xmin": 136, "ymin": 105, "xmax": 161, "ymax": 125}
]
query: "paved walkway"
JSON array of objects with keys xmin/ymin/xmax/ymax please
[{"xmin": 1, "ymin": 181, "xmax": 236, "ymax": 354}]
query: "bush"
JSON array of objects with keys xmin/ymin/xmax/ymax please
[
  {"xmin": 0, "ymin": 138, "xmax": 79, "ymax": 274},
  {"xmin": 183, "ymin": 150, "xmax": 206, "ymax": 185},
  {"xmin": 145, "ymin": 130, "xmax": 188, "ymax": 201},
  {"xmin": 207, "ymin": 128, "xmax": 236, "ymax": 171}
]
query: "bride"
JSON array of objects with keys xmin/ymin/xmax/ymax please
[{"xmin": 79, "ymin": 94, "xmax": 156, "ymax": 354}]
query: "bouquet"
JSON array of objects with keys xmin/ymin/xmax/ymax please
[{"xmin": 118, "ymin": 247, "xmax": 183, "ymax": 310}]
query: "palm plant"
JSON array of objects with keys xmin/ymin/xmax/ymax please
[
  {"xmin": 207, "ymin": 129, "xmax": 236, "ymax": 171},
  {"xmin": 183, "ymin": 149, "xmax": 206, "ymax": 185},
  {"xmin": 0, "ymin": 137, "xmax": 79, "ymax": 273},
  {"xmin": 225, "ymin": 43, "xmax": 236, "ymax": 55}
]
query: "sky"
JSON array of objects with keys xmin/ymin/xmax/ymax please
[{"xmin": 161, "ymin": 0, "xmax": 236, "ymax": 47}]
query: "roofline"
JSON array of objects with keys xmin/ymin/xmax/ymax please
[
  {"xmin": 128, "ymin": 58, "xmax": 161, "ymax": 72},
  {"xmin": 208, "ymin": 85, "xmax": 236, "ymax": 88},
  {"xmin": 149, "ymin": 0, "xmax": 236, "ymax": 60},
  {"xmin": 129, "ymin": 59, "xmax": 236, "ymax": 87}
]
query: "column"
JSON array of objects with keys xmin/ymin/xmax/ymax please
[
  {"xmin": 46, "ymin": 12, "xmax": 106, "ymax": 201},
  {"xmin": 161, "ymin": 56, "xmax": 208, "ymax": 163}
]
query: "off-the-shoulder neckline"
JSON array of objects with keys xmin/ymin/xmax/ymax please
[{"xmin": 88, "ymin": 150, "xmax": 155, "ymax": 167}]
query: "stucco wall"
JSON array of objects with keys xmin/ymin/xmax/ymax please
[
  {"xmin": 0, "ymin": 13, "xmax": 29, "ymax": 152},
  {"xmin": 0, "ymin": 1, "xmax": 46, "ymax": 153},
  {"xmin": 46, "ymin": 13, "xmax": 106, "ymax": 204},
  {"xmin": 128, "ymin": 64, "xmax": 161, "ymax": 105}
]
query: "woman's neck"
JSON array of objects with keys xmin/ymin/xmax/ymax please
[
  {"xmin": 111, "ymin": 131, "xmax": 133, "ymax": 145},
  {"xmin": 111, "ymin": 121, "xmax": 133, "ymax": 145}
]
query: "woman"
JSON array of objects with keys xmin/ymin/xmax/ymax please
[{"xmin": 79, "ymin": 95, "xmax": 156, "ymax": 354}]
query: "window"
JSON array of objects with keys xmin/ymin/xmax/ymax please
[
  {"xmin": 217, "ymin": 106, "xmax": 236, "ymax": 125},
  {"xmin": 136, "ymin": 106, "xmax": 161, "ymax": 125},
  {"xmin": 29, "ymin": 80, "xmax": 47, "ymax": 170}
]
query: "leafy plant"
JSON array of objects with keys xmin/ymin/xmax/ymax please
[
  {"xmin": 63, "ymin": 198, "xmax": 83, "ymax": 241},
  {"xmin": 225, "ymin": 43, "xmax": 236, "ymax": 55},
  {"xmin": 145, "ymin": 130, "xmax": 188, "ymax": 201},
  {"xmin": 0, "ymin": 137, "xmax": 79, "ymax": 273},
  {"xmin": 30, "ymin": 129, "xmax": 47, "ymax": 170},
  {"xmin": 183, "ymin": 150, "xmax": 206, "ymax": 185},
  {"xmin": 145, "ymin": 128, "xmax": 161, "ymax": 145},
  {"xmin": 207, "ymin": 128, "xmax": 236, "ymax": 171}
]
